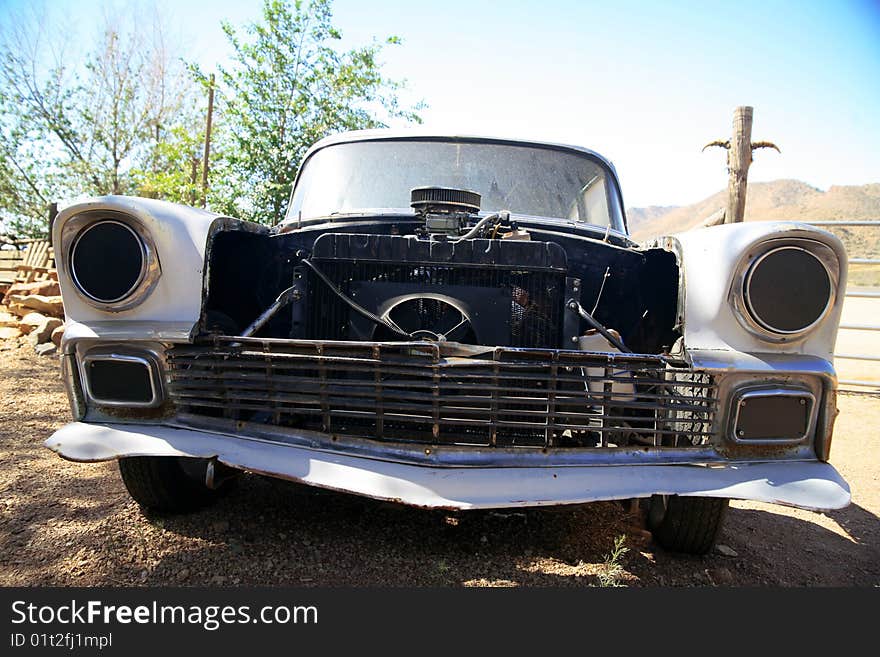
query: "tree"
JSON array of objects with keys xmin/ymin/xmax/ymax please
[
  {"xmin": 81, "ymin": 13, "xmax": 194, "ymax": 196},
  {"xmin": 0, "ymin": 115, "xmax": 65, "ymax": 238},
  {"xmin": 0, "ymin": 0, "xmax": 422, "ymax": 236},
  {"xmin": 130, "ymin": 123, "xmax": 206, "ymax": 204},
  {"xmin": 0, "ymin": 6, "xmax": 78, "ymax": 237},
  {"xmin": 198, "ymin": 0, "xmax": 423, "ymax": 225},
  {"xmin": 0, "ymin": 3, "xmax": 196, "ymax": 237}
]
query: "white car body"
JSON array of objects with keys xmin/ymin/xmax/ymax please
[{"xmin": 45, "ymin": 131, "xmax": 851, "ymax": 516}]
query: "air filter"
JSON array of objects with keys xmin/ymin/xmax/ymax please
[{"xmin": 410, "ymin": 186, "xmax": 481, "ymax": 215}]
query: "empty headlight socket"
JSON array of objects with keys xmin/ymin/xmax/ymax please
[
  {"xmin": 727, "ymin": 237, "xmax": 840, "ymax": 344},
  {"xmin": 60, "ymin": 210, "xmax": 162, "ymax": 312}
]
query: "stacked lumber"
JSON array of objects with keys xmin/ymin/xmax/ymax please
[
  {"xmin": 0, "ymin": 238, "xmax": 55, "ymax": 296},
  {"xmin": 0, "ymin": 271, "xmax": 64, "ymax": 356}
]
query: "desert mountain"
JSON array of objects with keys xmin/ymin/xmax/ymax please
[{"xmin": 628, "ymin": 180, "xmax": 880, "ymax": 249}]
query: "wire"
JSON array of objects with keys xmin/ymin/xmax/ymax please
[
  {"xmin": 590, "ymin": 266, "xmax": 611, "ymax": 315},
  {"xmin": 301, "ymin": 258, "xmax": 415, "ymax": 340}
]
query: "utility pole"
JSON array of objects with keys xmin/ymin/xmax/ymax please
[
  {"xmin": 48, "ymin": 202, "xmax": 58, "ymax": 236},
  {"xmin": 200, "ymin": 74, "xmax": 215, "ymax": 208},
  {"xmin": 190, "ymin": 155, "xmax": 200, "ymax": 206},
  {"xmin": 703, "ymin": 106, "xmax": 780, "ymax": 223}
]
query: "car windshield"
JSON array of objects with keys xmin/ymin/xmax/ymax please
[{"xmin": 286, "ymin": 139, "xmax": 624, "ymax": 229}]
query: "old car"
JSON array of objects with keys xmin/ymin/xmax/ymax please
[{"xmin": 45, "ymin": 130, "xmax": 850, "ymax": 554}]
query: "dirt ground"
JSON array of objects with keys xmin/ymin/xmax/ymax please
[{"xmin": 1, "ymin": 344, "xmax": 878, "ymax": 587}]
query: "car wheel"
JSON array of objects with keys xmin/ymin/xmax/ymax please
[
  {"xmin": 118, "ymin": 456, "xmax": 234, "ymax": 513},
  {"xmin": 646, "ymin": 494, "xmax": 728, "ymax": 555}
]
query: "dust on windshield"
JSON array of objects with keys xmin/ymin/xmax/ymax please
[{"xmin": 286, "ymin": 139, "xmax": 623, "ymax": 228}]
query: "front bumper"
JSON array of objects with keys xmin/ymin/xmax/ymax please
[{"xmin": 45, "ymin": 421, "xmax": 851, "ymax": 511}]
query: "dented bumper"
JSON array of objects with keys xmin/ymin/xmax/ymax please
[{"xmin": 45, "ymin": 421, "xmax": 851, "ymax": 511}]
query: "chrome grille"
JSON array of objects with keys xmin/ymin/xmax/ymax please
[{"xmin": 167, "ymin": 337, "xmax": 717, "ymax": 448}]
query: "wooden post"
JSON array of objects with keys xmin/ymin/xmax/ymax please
[
  {"xmin": 703, "ymin": 106, "xmax": 779, "ymax": 225},
  {"xmin": 726, "ymin": 106, "xmax": 753, "ymax": 224},
  {"xmin": 200, "ymin": 74, "xmax": 215, "ymax": 208}
]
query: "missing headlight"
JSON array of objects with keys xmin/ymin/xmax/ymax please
[
  {"xmin": 61, "ymin": 211, "xmax": 162, "ymax": 312},
  {"xmin": 71, "ymin": 220, "xmax": 146, "ymax": 303},
  {"xmin": 743, "ymin": 246, "xmax": 832, "ymax": 334}
]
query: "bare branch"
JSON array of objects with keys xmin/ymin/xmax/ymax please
[
  {"xmin": 751, "ymin": 140, "xmax": 781, "ymax": 153},
  {"xmin": 701, "ymin": 139, "xmax": 730, "ymax": 152}
]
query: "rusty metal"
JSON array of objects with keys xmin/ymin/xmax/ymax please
[
  {"xmin": 166, "ymin": 337, "xmax": 717, "ymax": 449},
  {"xmin": 60, "ymin": 352, "xmax": 87, "ymax": 421}
]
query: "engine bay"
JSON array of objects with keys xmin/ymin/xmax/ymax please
[{"xmin": 202, "ymin": 188, "xmax": 681, "ymax": 356}]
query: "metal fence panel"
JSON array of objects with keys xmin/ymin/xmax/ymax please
[{"xmin": 806, "ymin": 219, "xmax": 880, "ymax": 394}]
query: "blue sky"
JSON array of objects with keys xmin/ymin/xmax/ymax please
[{"xmin": 2, "ymin": 0, "xmax": 879, "ymax": 207}]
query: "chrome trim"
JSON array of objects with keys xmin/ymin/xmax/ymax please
[
  {"xmin": 730, "ymin": 386, "xmax": 816, "ymax": 445},
  {"xmin": 729, "ymin": 238, "xmax": 840, "ymax": 343},
  {"xmin": 79, "ymin": 348, "xmax": 164, "ymax": 408},
  {"xmin": 60, "ymin": 352, "xmax": 86, "ymax": 421},
  {"xmin": 61, "ymin": 211, "xmax": 162, "ymax": 312},
  {"xmin": 169, "ymin": 413, "xmax": 817, "ymax": 467}
]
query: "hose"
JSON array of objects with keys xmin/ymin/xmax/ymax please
[
  {"xmin": 452, "ymin": 212, "xmax": 505, "ymax": 242},
  {"xmin": 567, "ymin": 299, "xmax": 632, "ymax": 353},
  {"xmin": 301, "ymin": 258, "xmax": 415, "ymax": 340}
]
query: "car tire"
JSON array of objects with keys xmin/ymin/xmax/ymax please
[
  {"xmin": 118, "ymin": 456, "xmax": 231, "ymax": 513},
  {"xmin": 646, "ymin": 495, "xmax": 728, "ymax": 555}
]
